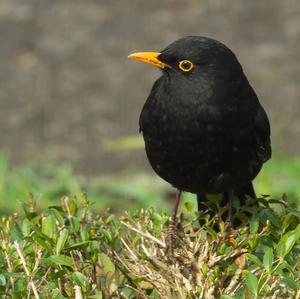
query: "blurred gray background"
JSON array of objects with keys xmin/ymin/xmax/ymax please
[{"xmin": 0, "ymin": 0, "xmax": 299, "ymax": 176}]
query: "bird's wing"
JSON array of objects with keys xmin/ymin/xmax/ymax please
[{"xmin": 254, "ymin": 105, "xmax": 272, "ymax": 163}]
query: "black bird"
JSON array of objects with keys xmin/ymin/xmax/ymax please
[{"xmin": 128, "ymin": 36, "xmax": 271, "ymax": 226}]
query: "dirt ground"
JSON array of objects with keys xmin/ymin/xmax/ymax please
[{"xmin": 0, "ymin": 0, "xmax": 299, "ymax": 175}]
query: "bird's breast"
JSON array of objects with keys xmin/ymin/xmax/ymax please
[{"xmin": 139, "ymin": 80, "xmax": 259, "ymax": 193}]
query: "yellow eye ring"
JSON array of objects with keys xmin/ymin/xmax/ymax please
[{"xmin": 178, "ymin": 60, "xmax": 194, "ymax": 72}]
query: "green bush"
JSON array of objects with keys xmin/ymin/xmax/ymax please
[{"xmin": 0, "ymin": 196, "xmax": 299, "ymax": 298}]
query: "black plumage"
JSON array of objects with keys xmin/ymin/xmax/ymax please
[{"xmin": 129, "ymin": 36, "xmax": 271, "ymax": 220}]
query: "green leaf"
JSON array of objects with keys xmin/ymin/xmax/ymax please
[
  {"xmin": 247, "ymin": 254, "xmax": 263, "ymax": 267},
  {"xmin": 248, "ymin": 233, "xmax": 260, "ymax": 251},
  {"xmin": 152, "ymin": 212, "xmax": 163, "ymax": 224},
  {"xmin": 99, "ymin": 253, "xmax": 115, "ymax": 275},
  {"xmin": 205, "ymin": 226, "xmax": 217, "ymax": 239},
  {"xmin": 56, "ymin": 229, "xmax": 69, "ymax": 255},
  {"xmin": 286, "ymin": 208, "xmax": 300, "ymax": 218},
  {"xmin": 32, "ymin": 236, "xmax": 53, "ymax": 254},
  {"xmin": 261, "ymin": 209, "xmax": 281, "ymax": 228},
  {"xmin": 41, "ymin": 215, "xmax": 56, "ymax": 238},
  {"xmin": 52, "ymin": 293, "xmax": 67, "ymax": 299},
  {"xmin": 0, "ymin": 274, "xmax": 6, "ymax": 286},
  {"xmin": 47, "ymin": 255, "xmax": 73, "ymax": 268},
  {"xmin": 67, "ymin": 241, "xmax": 90, "ymax": 250},
  {"xmin": 245, "ymin": 271, "xmax": 258, "ymax": 296},
  {"xmin": 219, "ymin": 221, "xmax": 226, "ymax": 234},
  {"xmin": 22, "ymin": 203, "xmax": 38, "ymax": 220},
  {"xmin": 21, "ymin": 218, "xmax": 32, "ymax": 237},
  {"xmin": 274, "ymin": 260, "xmax": 294, "ymax": 274},
  {"xmin": 184, "ymin": 201, "xmax": 194, "ymax": 212},
  {"xmin": 10, "ymin": 222, "xmax": 24, "ymax": 241},
  {"xmin": 48, "ymin": 208, "xmax": 65, "ymax": 225},
  {"xmin": 250, "ymin": 215, "xmax": 259, "ymax": 234},
  {"xmin": 276, "ymin": 224, "xmax": 300, "ymax": 258},
  {"xmin": 72, "ymin": 272, "xmax": 89, "ymax": 292},
  {"xmin": 53, "ymin": 269, "xmax": 68, "ymax": 280},
  {"xmin": 282, "ymin": 214, "xmax": 297, "ymax": 232},
  {"xmin": 99, "ymin": 228, "xmax": 112, "ymax": 243},
  {"xmin": 263, "ymin": 247, "xmax": 273, "ymax": 272},
  {"xmin": 89, "ymin": 292, "xmax": 103, "ymax": 299},
  {"xmin": 282, "ymin": 277, "xmax": 298, "ymax": 292},
  {"xmin": 70, "ymin": 217, "xmax": 80, "ymax": 232},
  {"xmin": 80, "ymin": 229, "xmax": 89, "ymax": 242},
  {"xmin": 258, "ymin": 273, "xmax": 270, "ymax": 293}
]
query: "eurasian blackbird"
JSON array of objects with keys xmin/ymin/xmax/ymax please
[{"xmin": 128, "ymin": 36, "xmax": 271, "ymax": 224}]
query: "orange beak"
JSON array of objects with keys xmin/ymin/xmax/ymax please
[{"xmin": 128, "ymin": 52, "xmax": 167, "ymax": 69}]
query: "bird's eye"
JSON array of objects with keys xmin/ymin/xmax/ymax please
[{"xmin": 178, "ymin": 60, "xmax": 194, "ymax": 72}]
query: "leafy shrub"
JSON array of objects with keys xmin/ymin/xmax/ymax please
[{"xmin": 0, "ymin": 195, "xmax": 299, "ymax": 298}]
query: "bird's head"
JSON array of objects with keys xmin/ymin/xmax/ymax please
[{"xmin": 128, "ymin": 36, "xmax": 244, "ymax": 88}]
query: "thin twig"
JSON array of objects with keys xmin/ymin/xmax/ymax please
[
  {"xmin": 120, "ymin": 238, "xmax": 138, "ymax": 261},
  {"xmin": 63, "ymin": 196, "xmax": 72, "ymax": 220},
  {"xmin": 74, "ymin": 285, "xmax": 83, "ymax": 299},
  {"xmin": 208, "ymin": 249, "xmax": 248, "ymax": 267},
  {"xmin": 14, "ymin": 241, "xmax": 40, "ymax": 299},
  {"xmin": 37, "ymin": 268, "xmax": 51, "ymax": 288},
  {"xmin": 2, "ymin": 239, "xmax": 15, "ymax": 290},
  {"xmin": 224, "ymin": 268, "xmax": 244, "ymax": 295},
  {"xmin": 32, "ymin": 250, "xmax": 42, "ymax": 273},
  {"xmin": 121, "ymin": 221, "xmax": 166, "ymax": 248}
]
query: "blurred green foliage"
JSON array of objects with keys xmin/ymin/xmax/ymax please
[
  {"xmin": 0, "ymin": 153, "xmax": 167, "ymax": 215},
  {"xmin": 0, "ymin": 152, "xmax": 298, "ymax": 215}
]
